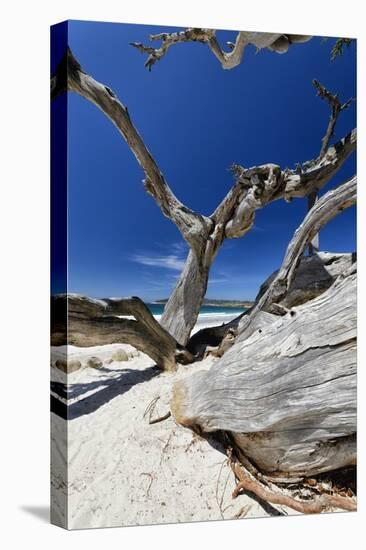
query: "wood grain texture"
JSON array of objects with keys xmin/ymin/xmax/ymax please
[
  {"xmin": 239, "ymin": 176, "xmax": 356, "ymax": 331},
  {"xmin": 51, "ymin": 294, "xmax": 193, "ymax": 371},
  {"xmin": 171, "ymin": 263, "xmax": 356, "ymax": 477}
]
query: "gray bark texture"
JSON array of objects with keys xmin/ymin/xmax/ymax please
[
  {"xmin": 51, "ymin": 294, "xmax": 193, "ymax": 371},
  {"xmin": 171, "ymin": 263, "xmax": 356, "ymax": 478},
  {"xmin": 256, "ymin": 251, "xmax": 355, "ymax": 309},
  {"xmin": 160, "ymin": 250, "xmax": 210, "ymax": 345},
  {"xmin": 171, "ymin": 178, "xmax": 357, "ymax": 478},
  {"xmin": 240, "ymin": 176, "xmax": 356, "ymax": 330}
]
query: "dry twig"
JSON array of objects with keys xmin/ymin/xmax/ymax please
[
  {"xmin": 149, "ymin": 411, "xmax": 171, "ymax": 425},
  {"xmin": 143, "ymin": 396, "xmax": 171, "ymax": 424}
]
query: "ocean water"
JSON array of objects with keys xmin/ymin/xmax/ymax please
[{"xmin": 147, "ymin": 303, "xmax": 246, "ymax": 317}]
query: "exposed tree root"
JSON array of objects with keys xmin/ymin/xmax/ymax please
[{"xmin": 230, "ymin": 461, "xmax": 356, "ymax": 514}]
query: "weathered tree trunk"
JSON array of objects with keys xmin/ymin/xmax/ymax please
[
  {"xmin": 171, "ymin": 264, "xmax": 356, "ymax": 478},
  {"xmin": 171, "ymin": 178, "xmax": 357, "ymax": 478},
  {"xmin": 51, "ymin": 294, "xmax": 193, "ymax": 371},
  {"xmin": 160, "ymin": 250, "xmax": 209, "ymax": 345},
  {"xmin": 187, "ymin": 249, "xmax": 355, "ymax": 358}
]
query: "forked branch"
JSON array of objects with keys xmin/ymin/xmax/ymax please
[
  {"xmin": 308, "ymin": 80, "xmax": 353, "ymax": 253},
  {"xmin": 131, "ymin": 29, "xmax": 312, "ymax": 70},
  {"xmin": 51, "ymin": 48, "xmax": 356, "ymax": 345},
  {"xmin": 211, "ymin": 129, "xmax": 356, "ymax": 241},
  {"xmin": 313, "ymin": 79, "xmax": 354, "ymax": 160},
  {"xmin": 130, "ymin": 28, "xmax": 216, "ymax": 70}
]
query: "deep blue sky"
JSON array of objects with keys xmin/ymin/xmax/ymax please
[{"xmin": 65, "ymin": 21, "xmax": 356, "ymax": 300}]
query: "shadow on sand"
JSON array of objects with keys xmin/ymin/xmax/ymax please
[{"xmin": 51, "ymin": 365, "xmax": 160, "ymax": 420}]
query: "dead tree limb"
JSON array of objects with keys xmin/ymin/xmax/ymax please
[
  {"xmin": 188, "ymin": 250, "xmax": 355, "ymax": 358},
  {"xmin": 216, "ymin": 132, "xmax": 356, "ymax": 240},
  {"xmin": 131, "ymin": 29, "xmax": 312, "ymax": 70},
  {"xmin": 330, "ymin": 38, "xmax": 353, "ymax": 62},
  {"xmin": 51, "ymin": 48, "xmax": 356, "ymax": 345},
  {"xmin": 307, "ymin": 81, "xmax": 354, "ymax": 253},
  {"xmin": 51, "ymin": 294, "xmax": 193, "ymax": 371},
  {"xmin": 162, "ymin": 129, "xmax": 356, "ymax": 344},
  {"xmin": 171, "ymin": 264, "xmax": 357, "ymax": 476},
  {"xmin": 231, "ymin": 461, "xmax": 356, "ymax": 513},
  {"xmin": 171, "ymin": 178, "xmax": 357, "ymax": 476},
  {"xmin": 314, "ymin": 79, "xmax": 353, "ymax": 160},
  {"xmin": 130, "ymin": 28, "xmax": 216, "ymax": 71},
  {"xmin": 239, "ymin": 175, "xmax": 356, "ymax": 334}
]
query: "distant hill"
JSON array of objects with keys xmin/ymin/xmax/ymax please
[{"xmin": 154, "ymin": 298, "xmax": 254, "ymax": 308}]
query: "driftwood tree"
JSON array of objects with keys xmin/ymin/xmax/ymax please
[
  {"xmin": 170, "ymin": 175, "xmax": 357, "ymax": 513},
  {"xmin": 51, "ymin": 30, "xmax": 356, "ymax": 512},
  {"xmin": 51, "ymin": 38, "xmax": 355, "ymax": 347}
]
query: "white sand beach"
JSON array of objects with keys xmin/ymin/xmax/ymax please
[{"xmin": 51, "ymin": 312, "xmax": 293, "ymax": 529}]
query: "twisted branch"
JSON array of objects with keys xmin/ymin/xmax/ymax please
[
  {"xmin": 130, "ymin": 28, "xmax": 215, "ymax": 71},
  {"xmin": 131, "ymin": 29, "xmax": 312, "ymax": 70},
  {"xmin": 51, "ymin": 48, "xmax": 356, "ymax": 344},
  {"xmin": 211, "ymin": 129, "xmax": 356, "ymax": 241}
]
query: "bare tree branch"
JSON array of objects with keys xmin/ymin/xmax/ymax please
[
  {"xmin": 130, "ymin": 28, "xmax": 215, "ymax": 71},
  {"xmin": 210, "ymin": 129, "xmax": 356, "ymax": 240},
  {"xmin": 131, "ymin": 29, "xmax": 312, "ymax": 70},
  {"xmin": 51, "ymin": 48, "xmax": 356, "ymax": 345},
  {"xmin": 330, "ymin": 38, "xmax": 353, "ymax": 61},
  {"xmin": 51, "ymin": 294, "xmax": 193, "ymax": 371},
  {"xmin": 161, "ymin": 125, "xmax": 356, "ymax": 342},
  {"xmin": 238, "ymin": 175, "xmax": 356, "ymax": 334},
  {"xmin": 313, "ymin": 79, "xmax": 354, "ymax": 160},
  {"xmin": 53, "ymin": 48, "xmax": 212, "ymax": 255},
  {"xmin": 307, "ymin": 80, "xmax": 353, "ymax": 253}
]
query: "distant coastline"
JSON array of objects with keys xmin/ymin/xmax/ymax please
[{"xmin": 153, "ymin": 298, "xmax": 254, "ymax": 308}]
